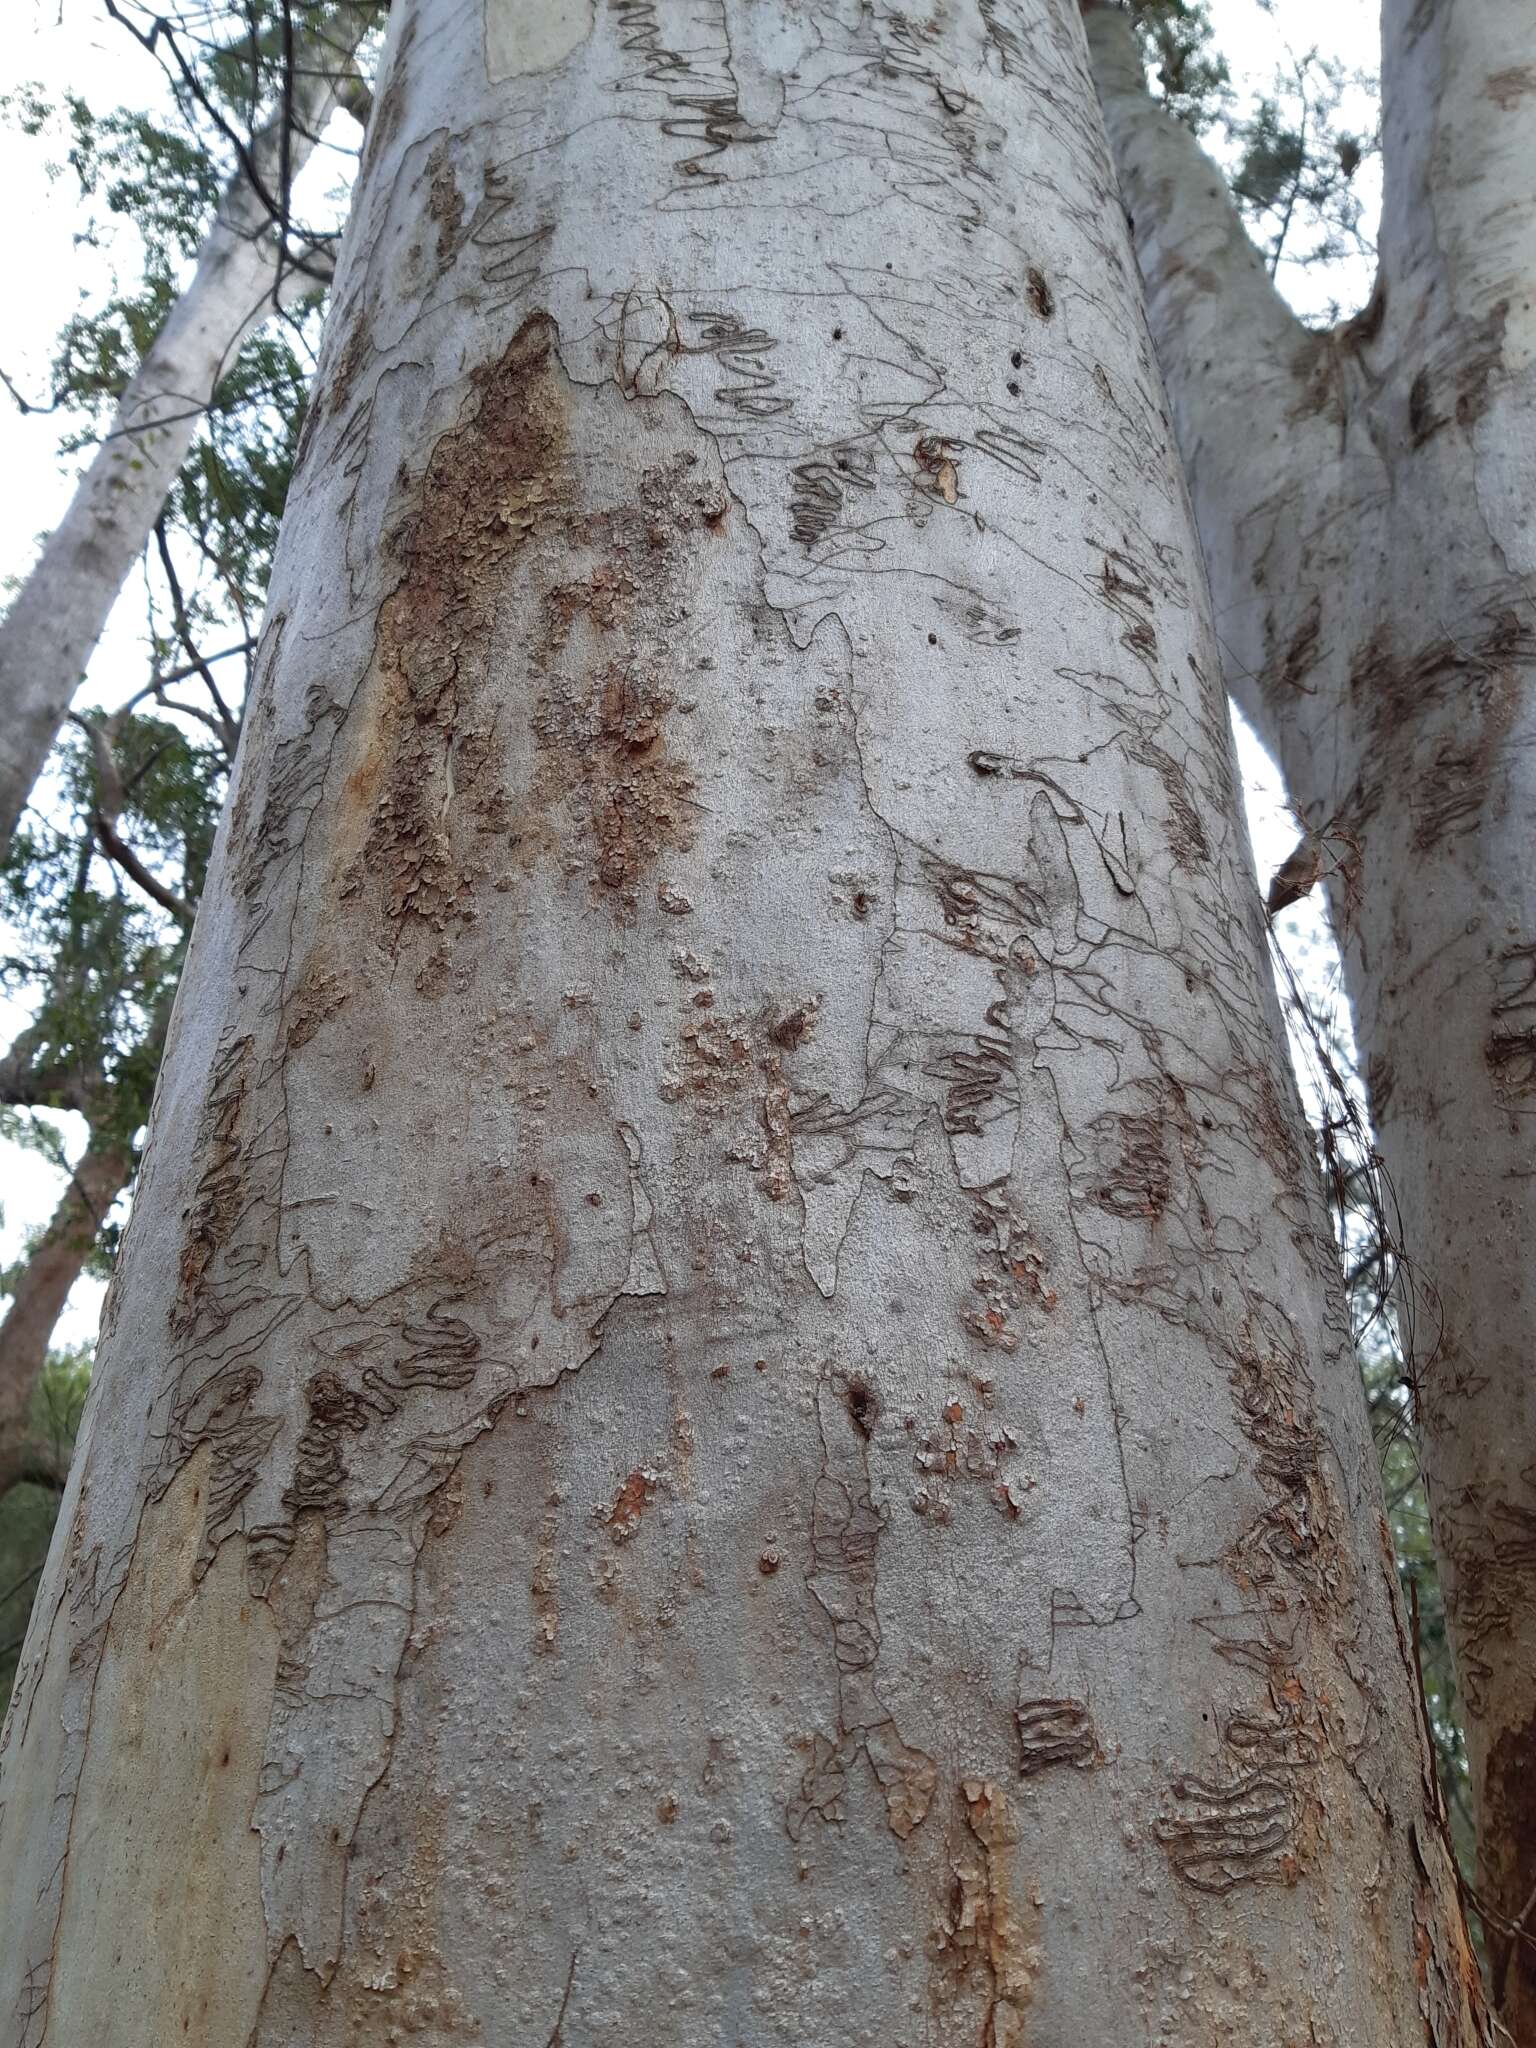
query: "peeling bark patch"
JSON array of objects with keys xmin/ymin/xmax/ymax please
[
  {"xmin": 352, "ymin": 312, "xmax": 567, "ymax": 936},
  {"xmin": 172, "ymin": 1034, "xmax": 254, "ymax": 1338},
  {"xmin": 661, "ymin": 992, "xmax": 817, "ymax": 1202},
  {"xmin": 788, "ymin": 1373, "xmax": 937, "ymax": 1842},
  {"xmin": 1025, "ymin": 267, "xmax": 1054, "ymax": 320},
  {"xmin": 604, "ymin": 1466, "xmax": 658, "ymax": 1541},
  {"xmin": 530, "ymin": 475, "xmax": 705, "ymax": 891},
  {"xmin": 284, "ymin": 960, "xmax": 350, "ymax": 1051},
  {"xmin": 914, "ymin": 433, "xmax": 961, "ymax": 505},
  {"xmin": 933, "ymin": 1780, "xmax": 1037, "ymax": 2047},
  {"xmin": 912, "ymin": 1400, "xmax": 1028, "ymax": 1524}
]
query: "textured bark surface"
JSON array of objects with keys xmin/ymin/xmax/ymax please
[
  {"xmin": 1088, "ymin": 3, "xmax": 1536, "ymax": 2033},
  {"xmin": 0, "ymin": 60, "xmax": 348, "ymax": 850},
  {"xmin": 0, "ymin": 4, "xmax": 1488, "ymax": 2043}
]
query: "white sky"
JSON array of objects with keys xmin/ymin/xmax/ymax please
[{"xmin": 0, "ymin": 0, "xmax": 1379, "ymax": 1351}]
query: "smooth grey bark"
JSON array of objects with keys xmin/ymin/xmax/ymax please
[
  {"xmin": 1086, "ymin": 3, "xmax": 1536, "ymax": 2033},
  {"xmin": 0, "ymin": 42, "xmax": 362, "ymax": 851},
  {"xmin": 0, "ymin": 4, "xmax": 1489, "ymax": 2043}
]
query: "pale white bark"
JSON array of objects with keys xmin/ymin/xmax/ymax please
[
  {"xmin": 0, "ymin": 64, "xmax": 350, "ymax": 849},
  {"xmin": 1089, "ymin": 3, "xmax": 1536, "ymax": 2030},
  {"xmin": 0, "ymin": 4, "xmax": 1487, "ymax": 2043}
]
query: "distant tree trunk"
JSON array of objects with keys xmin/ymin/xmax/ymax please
[
  {"xmin": 0, "ymin": 50, "xmax": 356, "ymax": 849},
  {"xmin": 0, "ymin": 4, "xmax": 1489, "ymax": 2043},
  {"xmin": 0, "ymin": 1132, "xmax": 129, "ymax": 1497},
  {"xmin": 1087, "ymin": 2, "xmax": 1536, "ymax": 2031}
]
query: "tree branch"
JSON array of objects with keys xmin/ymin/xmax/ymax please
[
  {"xmin": 1084, "ymin": 5, "xmax": 1308, "ymax": 429},
  {"xmin": 1377, "ymin": 0, "xmax": 1536, "ymax": 326},
  {"xmin": 1082, "ymin": 4, "xmax": 1345, "ymax": 752},
  {"xmin": 70, "ymin": 712, "xmax": 195, "ymax": 928}
]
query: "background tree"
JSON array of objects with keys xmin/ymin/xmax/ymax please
[
  {"xmin": 0, "ymin": 1, "xmax": 334, "ymax": 1698},
  {"xmin": 0, "ymin": 0, "xmax": 383, "ymax": 847},
  {"xmin": 0, "ymin": 1348, "xmax": 90, "ymax": 1703},
  {"xmin": 1087, "ymin": 1, "xmax": 1536, "ymax": 2030},
  {"xmin": 0, "ymin": 2, "xmax": 1486, "ymax": 2042}
]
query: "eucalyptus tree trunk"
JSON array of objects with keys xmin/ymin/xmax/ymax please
[
  {"xmin": 1086, "ymin": 5, "xmax": 1536, "ymax": 2029},
  {"xmin": 0, "ymin": 40, "xmax": 363, "ymax": 850},
  {"xmin": 0, "ymin": 3, "xmax": 1489, "ymax": 2043}
]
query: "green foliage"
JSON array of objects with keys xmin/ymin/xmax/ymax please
[
  {"xmin": 51, "ymin": 282, "xmax": 179, "ymax": 426},
  {"xmin": 63, "ymin": 97, "xmax": 223, "ymax": 263},
  {"xmin": 177, "ymin": 312, "xmax": 323, "ymax": 612},
  {"xmin": 0, "ymin": 1348, "xmax": 92, "ymax": 1713},
  {"xmin": 1228, "ymin": 56, "xmax": 1374, "ymax": 288},
  {"xmin": 1129, "ymin": 0, "xmax": 1378, "ymax": 315},
  {"xmin": 1129, "ymin": 0, "xmax": 1231, "ymax": 133},
  {"xmin": 1, "ymin": 714, "xmax": 224, "ymax": 1146}
]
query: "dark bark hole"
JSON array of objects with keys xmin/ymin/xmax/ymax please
[
  {"xmin": 770, "ymin": 1006, "xmax": 811, "ymax": 1049},
  {"xmin": 1027, "ymin": 268, "xmax": 1054, "ymax": 319},
  {"xmin": 832, "ymin": 327, "xmax": 843, "ymax": 340},
  {"xmin": 851, "ymin": 891, "xmax": 871, "ymax": 918},
  {"xmin": 846, "ymin": 1379, "xmax": 879, "ymax": 1438},
  {"xmin": 928, "ymin": 632, "xmax": 938, "ymax": 645},
  {"xmin": 1008, "ymin": 381, "xmax": 1020, "ymax": 396},
  {"xmin": 1011, "ymin": 350, "xmax": 1023, "ymax": 368}
]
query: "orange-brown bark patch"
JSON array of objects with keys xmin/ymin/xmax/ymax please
[
  {"xmin": 350, "ymin": 312, "xmax": 567, "ymax": 936},
  {"xmin": 932, "ymin": 1780, "xmax": 1037, "ymax": 2048},
  {"xmin": 284, "ymin": 958, "xmax": 351, "ymax": 1050},
  {"xmin": 605, "ymin": 1467, "xmax": 658, "ymax": 1542}
]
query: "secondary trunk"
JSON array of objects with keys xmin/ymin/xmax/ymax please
[
  {"xmin": 0, "ymin": 1131, "xmax": 129, "ymax": 1497},
  {"xmin": 0, "ymin": 52, "xmax": 352, "ymax": 849},
  {"xmin": 0, "ymin": 3, "xmax": 1488, "ymax": 2042},
  {"xmin": 1087, "ymin": 3, "xmax": 1536, "ymax": 2029}
]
